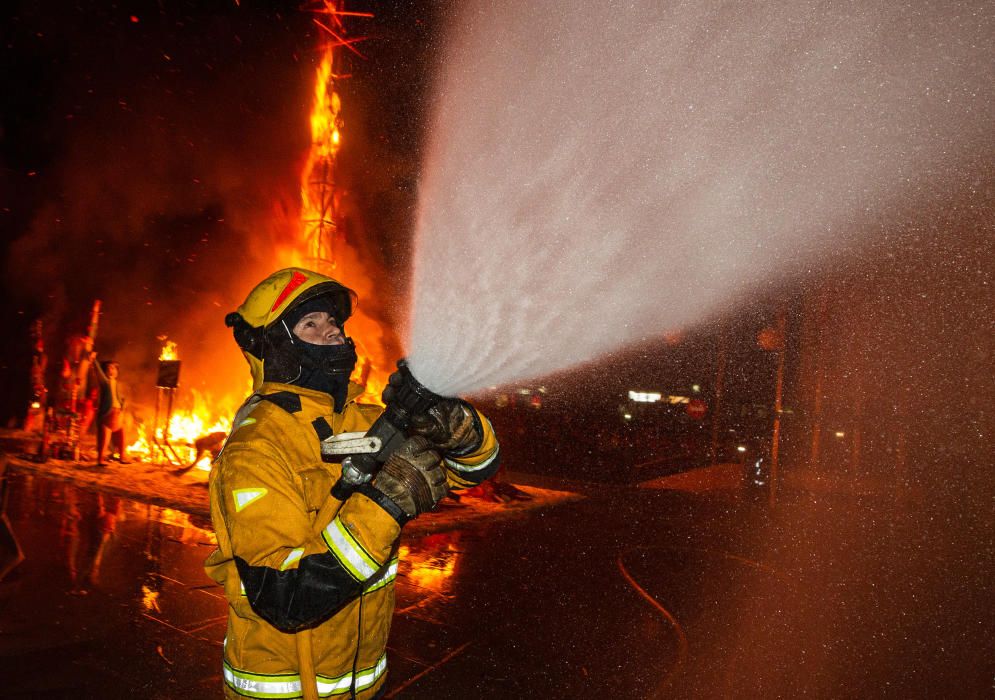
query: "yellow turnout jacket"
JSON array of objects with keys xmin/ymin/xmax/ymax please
[{"xmin": 205, "ymin": 381, "xmax": 498, "ymax": 699}]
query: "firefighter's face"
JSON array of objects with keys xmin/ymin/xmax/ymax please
[
  {"xmin": 106, "ymin": 363, "xmax": 119, "ymax": 378},
  {"xmin": 292, "ymin": 311, "xmax": 344, "ymax": 346}
]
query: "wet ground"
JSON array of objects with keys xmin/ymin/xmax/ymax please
[{"xmin": 0, "ymin": 461, "xmax": 991, "ymax": 699}]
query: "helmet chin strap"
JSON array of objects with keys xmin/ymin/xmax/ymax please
[{"xmin": 281, "ymin": 320, "xmax": 296, "ymax": 342}]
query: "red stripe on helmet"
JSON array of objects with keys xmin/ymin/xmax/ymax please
[{"xmin": 271, "ymin": 271, "xmax": 308, "ymax": 313}]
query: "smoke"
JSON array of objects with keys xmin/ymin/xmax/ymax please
[
  {"xmin": 406, "ymin": 0, "xmax": 993, "ymax": 395},
  {"xmin": 1, "ymin": 5, "xmax": 321, "ymax": 407},
  {"xmin": 2, "ymin": 4, "xmax": 405, "ymax": 412}
]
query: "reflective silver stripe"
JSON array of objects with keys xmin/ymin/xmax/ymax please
[
  {"xmin": 280, "ymin": 547, "xmax": 305, "ymax": 571},
  {"xmin": 322, "ymin": 517, "xmax": 378, "ymax": 580},
  {"xmin": 364, "ymin": 559, "xmax": 398, "ymax": 593},
  {"xmin": 315, "ymin": 670, "xmax": 353, "ymax": 696},
  {"xmin": 223, "ymin": 656, "xmax": 387, "ymax": 699},
  {"xmin": 223, "ymin": 661, "xmax": 301, "ymax": 698},
  {"xmin": 354, "ymin": 654, "xmax": 388, "ymax": 691},
  {"xmin": 446, "ymin": 445, "xmax": 500, "ymax": 473}
]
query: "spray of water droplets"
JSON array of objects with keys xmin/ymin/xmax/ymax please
[{"xmin": 406, "ymin": 0, "xmax": 992, "ymax": 396}]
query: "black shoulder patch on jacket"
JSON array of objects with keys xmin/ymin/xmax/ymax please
[{"xmin": 259, "ymin": 391, "xmax": 302, "ymax": 415}]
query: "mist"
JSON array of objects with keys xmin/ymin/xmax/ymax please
[{"xmin": 406, "ymin": 0, "xmax": 992, "ymax": 395}]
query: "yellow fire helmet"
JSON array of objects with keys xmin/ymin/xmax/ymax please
[{"xmin": 226, "ymin": 268, "xmax": 357, "ymax": 390}]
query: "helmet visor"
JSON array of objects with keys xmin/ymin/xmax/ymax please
[{"xmin": 278, "ymin": 281, "xmax": 357, "ymax": 330}]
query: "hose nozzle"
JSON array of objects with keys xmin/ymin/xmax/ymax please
[
  {"xmin": 381, "ymin": 359, "xmax": 444, "ymax": 432},
  {"xmin": 325, "ymin": 358, "xmax": 444, "ymax": 494}
]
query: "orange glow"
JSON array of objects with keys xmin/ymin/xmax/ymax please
[
  {"xmin": 397, "ymin": 535, "xmax": 462, "ymax": 595},
  {"xmin": 128, "ymin": 395, "xmax": 233, "ymax": 473},
  {"xmin": 141, "ymin": 584, "xmax": 162, "ymax": 613}
]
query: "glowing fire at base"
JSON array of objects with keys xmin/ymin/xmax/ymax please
[
  {"xmin": 128, "ymin": 340, "xmax": 234, "ymax": 472},
  {"xmin": 128, "ymin": 393, "xmax": 233, "ymax": 472}
]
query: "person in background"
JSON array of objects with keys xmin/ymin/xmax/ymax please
[{"xmin": 91, "ymin": 353, "xmax": 131, "ymax": 466}]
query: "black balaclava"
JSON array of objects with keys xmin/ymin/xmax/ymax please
[
  {"xmin": 263, "ymin": 295, "xmax": 358, "ymax": 411},
  {"xmin": 293, "ymin": 338, "xmax": 357, "ymax": 410}
]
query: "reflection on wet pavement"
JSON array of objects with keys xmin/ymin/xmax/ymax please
[
  {"xmin": 396, "ymin": 533, "xmax": 462, "ymax": 614},
  {"xmin": 2, "ymin": 465, "xmax": 989, "ymax": 698},
  {"xmin": 0, "ymin": 472, "xmax": 226, "ymax": 698}
]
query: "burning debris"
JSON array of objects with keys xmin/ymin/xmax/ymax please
[
  {"xmin": 28, "ymin": 301, "xmax": 102, "ymax": 463},
  {"xmin": 123, "ymin": 339, "xmax": 233, "ymax": 472}
]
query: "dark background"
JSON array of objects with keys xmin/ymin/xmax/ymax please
[
  {"xmin": 0, "ymin": 1, "xmax": 990, "ymax": 495},
  {"xmin": 0, "ymin": 0, "xmax": 450, "ymax": 422}
]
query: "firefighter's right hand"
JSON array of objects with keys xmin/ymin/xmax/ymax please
[
  {"xmin": 409, "ymin": 399, "xmax": 481, "ymax": 456},
  {"xmin": 372, "ymin": 436, "xmax": 448, "ymax": 519}
]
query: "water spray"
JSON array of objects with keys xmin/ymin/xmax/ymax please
[{"xmin": 405, "ymin": 0, "xmax": 992, "ymax": 396}]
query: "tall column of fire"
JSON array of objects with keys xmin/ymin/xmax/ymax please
[
  {"xmin": 297, "ymin": 2, "xmax": 387, "ymax": 401},
  {"xmin": 300, "ymin": 27, "xmax": 346, "ymax": 270}
]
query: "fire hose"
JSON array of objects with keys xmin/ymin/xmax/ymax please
[{"xmin": 297, "ymin": 359, "xmax": 445, "ymax": 700}]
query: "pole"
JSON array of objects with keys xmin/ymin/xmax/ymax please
[
  {"xmin": 710, "ymin": 326, "xmax": 728, "ymax": 465},
  {"xmin": 769, "ymin": 310, "xmax": 787, "ymax": 508},
  {"xmin": 808, "ymin": 285, "xmax": 829, "ymax": 470}
]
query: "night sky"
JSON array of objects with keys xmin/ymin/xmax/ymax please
[
  {"xmin": 0, "ymin": 0, "xmax": 445, "ymax": 421},
  {"xmin": 0, "ymin": 0, "xmax": 990, "ymax": 456}
]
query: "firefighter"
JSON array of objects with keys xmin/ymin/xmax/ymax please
[{"xmin": 205, "ymin": 268, "xmax": 499, "ymax": 700}]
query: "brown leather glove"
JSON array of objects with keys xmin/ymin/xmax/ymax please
[
  {"xmin": 372, "ymin": 436, "xmax": 448, "ymax": 518},
  {"xmin": 409, "ymin": 399, "xmax": 482, "ymax": 457}
]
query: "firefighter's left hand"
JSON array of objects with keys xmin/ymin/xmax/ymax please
[
  {"xmin": 373, "ymin": 436, "xmax": 448, "ymax": 518},
  {"xmin": 410, "ymin": 399, "xmax": 481, "ymax": 457}
]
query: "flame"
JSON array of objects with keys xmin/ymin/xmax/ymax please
[
  {"xmin": 289, "ymin": 16, "xmax": 394, "ymax": 406},
  {"xmin": 158, "ymin": 339, "xmax": 178, "ymax": 361},
  {"xmin": 307, "ymin": 52, "xmax": 340, "ymax": 166},
  {"xmin": 131, "ymin": 339, "xmax": 234, "ymax": 471},
  {"xmin": 127, "ymin": 4, "xmax": 389, "ymax": 478},
  {"xmin": 127, "ymin": 402, "xmax": 232, "ymax": 473}
]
